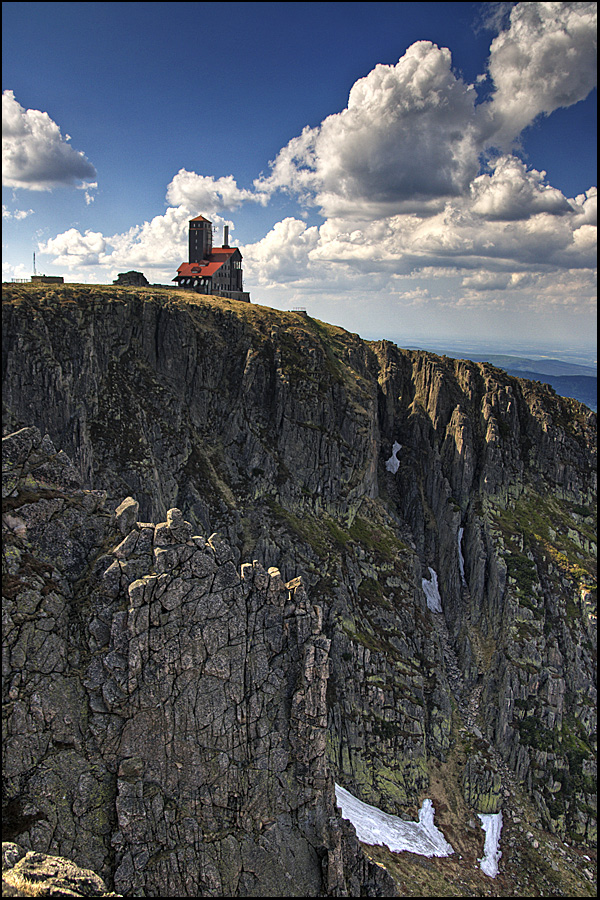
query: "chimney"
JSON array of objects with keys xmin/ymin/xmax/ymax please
[{"xmin": 223, "ymin": 225, "xmax": 229, "ymax": 247}]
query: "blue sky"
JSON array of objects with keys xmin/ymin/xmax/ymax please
[{"xmin": 2, "ymin": 1, "xmax": 597, "ymax": 355}]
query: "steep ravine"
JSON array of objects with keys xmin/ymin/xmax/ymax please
[{"xmin": 2, "ymin": 283, "xmax": 597, "ymax": 896}]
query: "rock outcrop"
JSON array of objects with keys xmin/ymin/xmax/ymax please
[
  {"xmin": 2, "ymin": 842, "xmax": 119, "ymax": 898},
  {"xmin": 2, "ymin": 283, "xmax": 597, "ymax": 895},
  {"xmin": 2, "ymin": 425, "xmax": 395, "ymax": 896}
]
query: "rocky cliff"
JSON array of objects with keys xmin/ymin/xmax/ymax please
[
  {"xmin": 2, "ymin": 283, "xmax": 597, "ymax": 896},
  {"xmin": 2, "ymin": 425, "xmax": 394, "ymax": 897}
]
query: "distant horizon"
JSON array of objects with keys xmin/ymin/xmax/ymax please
[{"xmin": 385, "ymin": 336, "xmax": 598, "ymax": 367}]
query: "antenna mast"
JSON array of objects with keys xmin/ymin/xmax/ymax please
[{"xmin": 33, "ymin": 252, "xmax": 37, "ymax": 276}]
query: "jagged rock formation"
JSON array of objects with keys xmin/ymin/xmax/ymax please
[
  {"xmin": 372, "ymin": 340, "xmax": 597, "ymax": 836},
  {"xmin": 2, "ymin": 426, "xmax": 395, "ymax": 896},
  {"xmin": 2, "ymin": 283, "xmax": 597, "ymax": 895}
]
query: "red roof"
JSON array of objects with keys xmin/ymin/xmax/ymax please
[
  {"xmin": 174, "ymin": 245, "xmax": 241, "ymax": 281},
  {"xmin": 176, "ymin": 261, "xmax": 224, "ymax": 278},
  {"xmin": 210, "ymin": 247, "xmax": 238, "ymax": 258},
  {"xmin": 189, "ymin": 215, "xmax": 211, "ymax": 223}
]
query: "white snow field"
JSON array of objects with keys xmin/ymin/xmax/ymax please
[
  {"xmin": 458, "ymin": 526, "xmax": 466, "ymax": 584},
  {"xmin": 478, "ymin": 811, "xmax": 503, "ymax": 877},
  {"xmin": 335, "ymin": 784, "xmax": 454, "ymax": 857},
  {"xmin": 422, "ymin": 566, "xmax": 443, "ymax": 612},
  {"xmin": 385, "ymin": 441, "xmax": 402, "ymax": 473}
]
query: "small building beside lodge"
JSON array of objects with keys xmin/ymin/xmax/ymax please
[
  {"xmin": 173, "ymin": 215, "xmax": 250, "ymax": 302},
  {"xmin": 31, "ymin": 275, "xmax": 64, "ymax": 284}
]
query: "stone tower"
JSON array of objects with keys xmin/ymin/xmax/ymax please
[{"xmin": 189, "ymin": 215, "xmax": 213, "ymax": 263}]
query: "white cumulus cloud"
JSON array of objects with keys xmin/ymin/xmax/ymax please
[
  {"xmin": 310, "ymin": 184, "xmax": 596, "ymax": 276},
  {"xmin": 38, "ymin": 204, "xmax": 242, "ymax": 280},
  {"xmin": 2, "ymin": 90, "xmax": 97, "ymax": 191},
  {"xmin": 252, "ymin": 5, "xmax": 596, "ymax": 245},
  {"xmin": 571, "ymin": 186, "xmax": 597, "ymax": 226},
  {"xmin": 166, "ymin": 168, "xmax": 268, "ymax": 213},
  {"xmin": 39, "ymin": 206, "xmax": 191, "ymax": 274},
  {"xmin": 243, "ymin": 217, "xmax": 320, "ymax": 285},
  {"xmin": 470, "ymin": 156, "xmax": 574, "ymax": 220},
  {"xmin": 461, "ymin": 271, "xmax": 513, "ymax": 291},
  {"xmin": 39, "ymin": 228, "xmax": 106, "ymax": 267},
  {"xmin": 485, "ymin": 1, "xmax": 597, "ymax": 146},
  {"xmin": 256, "ymin": 41, "xmax": 482, "ymax": 219},
  {"xmin": 105, "ymin": 206, "xmax": 191, "ymax": 269}
]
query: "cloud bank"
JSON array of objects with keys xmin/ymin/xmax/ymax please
[
  {"xmin": 34, "ymin": 2, "xmax": 596, "ymax": 342},
  {"xmin": 241, "ymin": 1, "xmax": 596, "ymax": 304}
]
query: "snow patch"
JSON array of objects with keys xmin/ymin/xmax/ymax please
[
  {"xmin": 478, "ymin": 811, "xmax": 503, "ymax": 877},
  {"xmin": 422, "ymin": 567, "xmax": 443, "ymax": 612},
  {"xmin": 458, "ymin": 527, "xmax": 466, "ymax": 584},
  {"xmin": 335, "ymin": 784, "xmax": 454, "ymax": 857},
  {"xmin": 385, "ymin": 441, "xmax": 402, "ymax": 473}
]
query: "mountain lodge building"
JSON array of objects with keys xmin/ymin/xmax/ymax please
[{"xmin": 173, "ymin": 215, "xmax": 250, "ymax": 302}]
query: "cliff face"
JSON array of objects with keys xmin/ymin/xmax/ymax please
[
  {"xmin": 2, "ymin": 426, "xmax": 393, "ymax": 897},
  {"xmin": 371, "ymin": 341, "xmax": 597, "ymax": 831},
  {"xmin": 2, "ymin": 284, "xmax": 597, "ymax": 895},
  {"xmin": 2, "ymin": 287, "xmax": 380, "ymax": 525}
]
